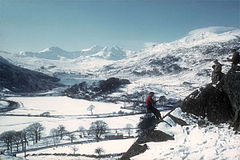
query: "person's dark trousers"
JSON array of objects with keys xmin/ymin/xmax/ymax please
[{"xmin": 147, "ymin": 106, "xmax": 162, "ymax": 120}]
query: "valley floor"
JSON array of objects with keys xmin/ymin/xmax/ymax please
[{"xmin": 0, "ymin": 96, "xmax": 240, "ymax": 160}]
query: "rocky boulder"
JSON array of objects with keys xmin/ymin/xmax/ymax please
[
  {"xmin": 120, "ymin": 115, "xmax": 175, "ymax": 160},
  {"xmin": 120, "ymin": 130, "xmax": 174, "ymax": 160},
  {"xmin": 181, "ymin": 71, "xmax": 240, "ymax": 130},
  {"xmin": 223, "ymin": 71, "xmax": 240, "ymax": 130}
]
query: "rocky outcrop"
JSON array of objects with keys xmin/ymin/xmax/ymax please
[
  {"xmin": 120, "ymin": 130, "xmax": 174, "ymax": 160},
  {"xmin": 120, "ymin": 143, "xmax": 148, "ymax": 160},
  {"xmin": 0, "ymin": 56, "xmax": 63, "ymax": 92},
  {"xmin": 223, "ymin": 71, "xmax": 240, "ymax": 130},
  {"xmin": 121, "ymin": 115, "xmax": 176, "ymax": 160},
  {"xmin": 181, "ymin": 71, "xmax": 240, "ymax": 130},
  {"xmin": 181, "ymin": 84, "xmax": 233, "ymax": 123},
  {"xmin": 136, "ymin": 130, "xmax": 174, "ymax": 144}
]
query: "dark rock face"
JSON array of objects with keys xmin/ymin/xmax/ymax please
[
  {"xmin": 137, "ymin": 130, "xmax": 174, "ymax": 144},
  {"xmin": 120, "ymin": 130, "xmax": 174, "ymax": 160},
  {"xmin": 181, "ymin": 71, "xmax": 240, "ymax": 130},
  {"xmin": 223, "ymin": 72, "xmax": 240, "ymax": 130},
  {"xmin": 120, "ymin": 143, "xmax": 148, "ymax": 160},
  {"xmin": 181, "ymin": 84, "xmax": 233, "ymax": 124},
  {"xmin": 121, "ymin": 115, "xmax": 175, "ymax": 160},
  {"xmin": 0, "ymin": 56, "xmax": 63, "ymax": 92}
]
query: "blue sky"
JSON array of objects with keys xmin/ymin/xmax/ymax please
[{"xmin": 0, "ymin": 0, "xmax": 239, "ymax": 53}]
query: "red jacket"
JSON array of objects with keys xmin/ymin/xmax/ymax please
[{"xmin": 146, "ymin": 96, "xmax": 156, "ymax": 108}]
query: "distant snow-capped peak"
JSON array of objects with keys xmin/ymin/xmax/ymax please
[
  {"xmin": 142, "ymin": 26, "xmax": 240, "ymax": 55},
  {"xmin": 188, "ymin": 26, "xmax": 236, "ymax": 35},
  {"xmin": 18, "ymin": 45, "xmax": 129, "ymax": 61},
  {"xmin": 91, "ymin": 45, "xmax": 127, "ymax": 60},
  {"xmin": 39, "ymin": 46, "xmax": 66, "ymax": 53},
  {"xmin": 180, "ymin": 26, "xmax": 239, "ymax": 44},
  {"xmin": 81, "ymin": 45, "xmax": 103, "ymax": 52}
]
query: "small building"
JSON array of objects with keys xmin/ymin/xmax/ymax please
[{"xmin": 104, "ymin": 132, "xmax": 123, "ymax": 140}]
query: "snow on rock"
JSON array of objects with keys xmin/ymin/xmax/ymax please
[{"xmin": 131, "ymin": 109, "xmax": 240, "ymax": 160}]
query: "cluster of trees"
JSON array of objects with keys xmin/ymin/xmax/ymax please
[
  {"xmin": 64, "ymin": 77, "xmax": 130, "ymax": 101},
  {"xmin": 0, "ymin": 122, "xmax": 44, "ymax": 154},
  {"xmin": 49, "ymin": 120, "xmax": 109, "ymax": 144},
  {"xmin": 0, "ymin": 120, "xmax": 135, "ymax": 154}
]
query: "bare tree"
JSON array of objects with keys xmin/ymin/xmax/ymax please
[
  {"xmin": 26, "ymin": 122, "xmax": 44, "ymax": 144},
  {"xmin": 87, "ymin": 104, "xmax": 95, "ymax": 115},
  {"xmin": 50, "ymin": 128, "xmax": 60, "ymax": 146},
  {"xmin": 78, "ymin": 126, "xmax": 86, "ymax": 138},
  {"xmin": 20, "ymin": 129, "xmax": 28, "ymax": 157},
  {"xmin": 125, "ymin": 123, "xmax": 133, "ymax": 137},
  {"xmin": 57, "ymin": 125, "xmax": 66, "ymax": 140},
  {"xmin": 12, "ymin": 131, "xmax": 21, "ymax": 152},
  {"xmin": 89, "ymin": 120, "xmax": 108, "ymax": 141},
  {"xmin": 95, "ymin": 147, "xmax": 104, "ymax": 156},
  {"xmin": 0, "ymin": 130, "xmax": 15, "ymax": 152},
  {"xmin": 71, "ymin": 145, "xmax": 79, "ymax": 155},
  {"xmin": 67, "ymin": 133, "xmax": 76, "ymax": 143}
]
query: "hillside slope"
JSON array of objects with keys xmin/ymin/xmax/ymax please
[{"xmin": 0, "ymin": 56, "xmax": 63, "ymax": 92}]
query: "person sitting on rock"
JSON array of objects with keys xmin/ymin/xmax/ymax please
[
  {"xmin": 227, "ymin": 49, "xmax": 240, "ymax": 72},
  {"xmin": 146, "ymin": 92, "xmax": 163, "ymax": 120},
  {"xmin": 211, "ymin": 60, "xmax": 224, "ymax": 84}
]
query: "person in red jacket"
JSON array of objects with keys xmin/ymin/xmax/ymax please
[{"xmin": 146, "ymin": 92, "xmax": 163, "ymax": 120}]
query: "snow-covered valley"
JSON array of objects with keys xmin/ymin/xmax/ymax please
[{"xmin": 0, "ymin": 26, "xmax": 240, "ymax": 160}]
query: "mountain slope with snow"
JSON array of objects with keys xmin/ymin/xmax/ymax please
[
  {"xmin": 98, "ymin": 27, "xmax": 240, "ymax": 98},
  {"xmin": 101, "ymin": 27, "xmax": 240, "ymax": 77},
  {"xmin": 1, "ymin": 26, "xmax": 240, "ymax": 97},
  {"xmin": 0, "ymin": 56, "xmax": 63, "ymax": 92}
]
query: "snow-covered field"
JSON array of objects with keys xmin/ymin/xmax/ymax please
[
  {"xmin": 0, "ymin": 113, "xmax": 141, "ymax": 136},
  {"xmin": 2, "ymin": 98, "xmax": 238, "ymax": 160},
  {"xmin": 0, "ymin": 96, "xmax": 140, "ymax": 135},
  {"xmin": 20, "ymin": 138, "xmax": 136, "ymax": 156},
  {"xmin": 6, "ymin": 96, "xmax": 128, "ymax": 116},
  {"xmin": 0, "ymin": 96, "xmax": 141, "ymax": 159}
]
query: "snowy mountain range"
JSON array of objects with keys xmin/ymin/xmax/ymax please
[
  {"xmin": 1, "ymin": 26, "xmax": 240, "ymax": 97},
  {"xmin": 19, "ymin": 45, "xmax": 128, "ymax": 60}
]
